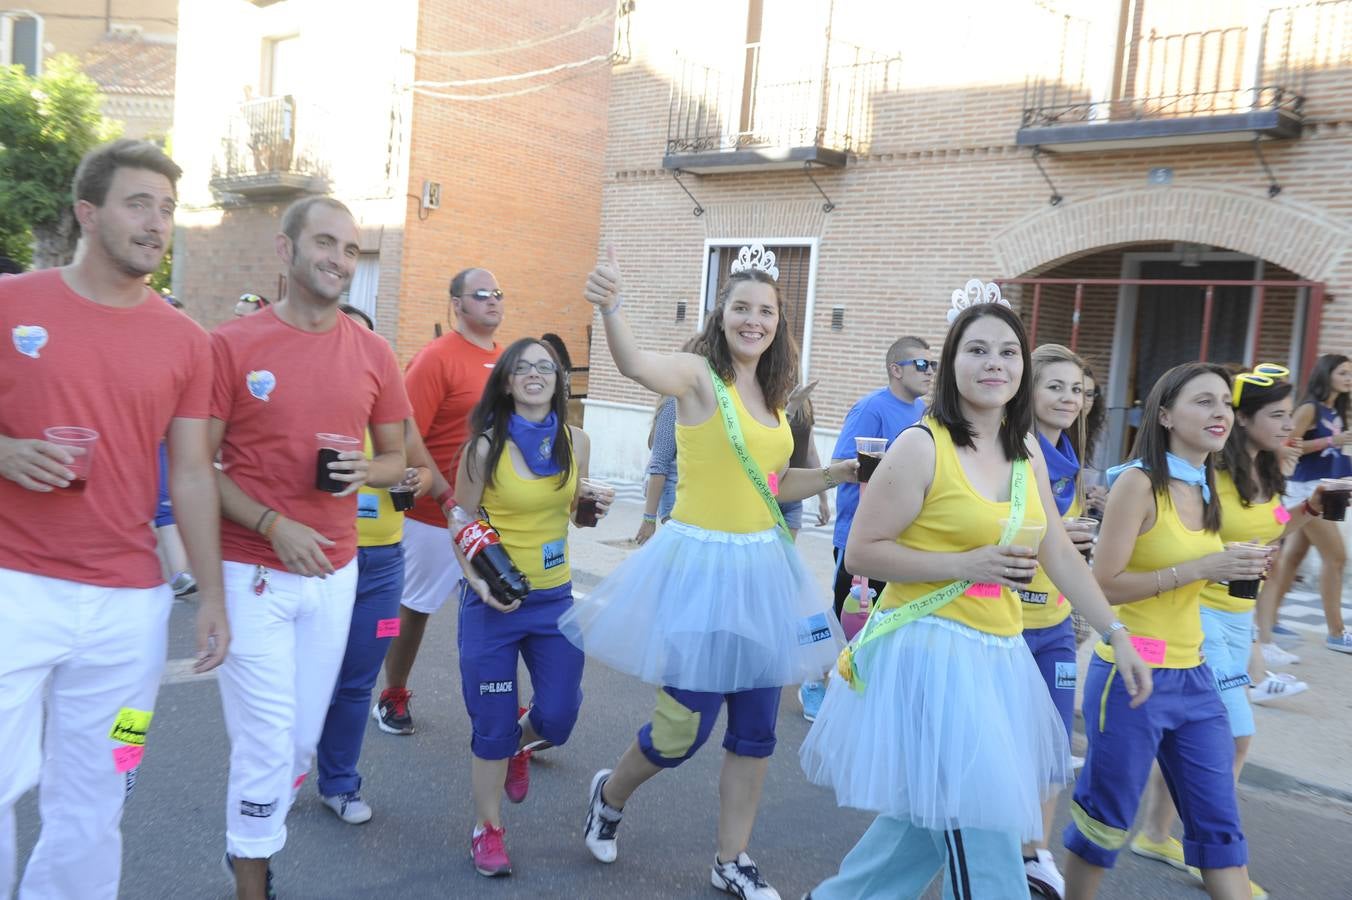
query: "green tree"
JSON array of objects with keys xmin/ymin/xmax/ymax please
[{"xmin": 0, "ymin": 56, "xmax": 120, "ymax": 269}]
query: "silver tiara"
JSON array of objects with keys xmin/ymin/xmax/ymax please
[
  {"xmin": 948, "ymin": 278, "xmax": 1010, "ymax": 324},
  {"xmin": 729, "ymin": 243, "xmax": 779, "ymax": 281}
]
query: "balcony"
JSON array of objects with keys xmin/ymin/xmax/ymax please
[
  {"xmin": 210, "ymin": 95, "xmax": 328, "ymax": 199},
  {"xmin": 663, "ymin": 40, "xmax": 898, "ymax": 174},
  {"xmin": 1014, "ymin": 2, "xmax": 1351, "ymax": 152}
]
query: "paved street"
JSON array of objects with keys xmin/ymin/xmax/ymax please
[{"xmin": 14, "ymin": 497, "xmax": 1352, "ymax": 899}]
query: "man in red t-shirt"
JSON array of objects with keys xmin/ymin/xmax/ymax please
[
  {"xmin": 0, "ymin": 140, "xmax": 227, "ymax": 900},
  {"xmin": 374, "ymin": 268, "xmax": 503, "ymax": 736},
  {"xmin": 209, "ymin": 197, "xmax": 411, "ymax": 899}
]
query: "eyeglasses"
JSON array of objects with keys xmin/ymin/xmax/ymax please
[
  {"xmin": 892, "ymin": 358, "xmax": 934, "ymax": 373},
  {"xmin": 457, "ymin": 289, "xmax": 505, "ymax": 303},
  {"xmin": 1232, "ymin": 363, "xmax": 1290, "ymax": 407},
  {"xmin": 512, "ymin": 359, "xmax": 559, "ymax": 376}
]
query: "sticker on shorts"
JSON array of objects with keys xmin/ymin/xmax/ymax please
[
  {"xmin": 357, "ymin": 494, "xmax": 380, "ymax": 519},
  {"xmin": 542, "ymin": 538, "xmax": 565, "ymax": 571},
  {"xmin": 240, "ymin": 799, "xmax": 277, "ymax": 818},
  {"xmin": 109, "ymin": 707, "xmax": 153, "ymax": 746},
  {"xmin": 1218, "ymin": 671, "xmax": 1252, "ymax": 691},
  {"xmin": 1055, "ymin": 661, "xmax": 1077, "ymax": 690},
  {"xmin": 376, "ymin": 617, "xmax": 400, "ymax": 639},
  {"xmin": 112, "ymin": 744, "xmax": 144, "ymax": 773},
  {"xmin": 480, "ymin": 679, "xmax": 515, "ymax": 695},
  {"xmin": 796, "ymin": 612, "xmax": 833, "ymax": 646},
  {"xmin": 1018, "ymin": 589, "xmax": 1049, "ymax": 605},
  {"xmin": 1129, "ymin": 635, "xmax": 1167, "ymax": 665},
  {"xmin": 1273, "ymin": 505, "xmax": 1291, "ymax": 525},
  {"xmin": 965, "ymin": 583, "xmax": 1001, "ymax": 599}
]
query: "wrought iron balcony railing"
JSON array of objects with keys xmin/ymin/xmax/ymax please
[
  {"xmin": 211, "ymin": 95, "xmax": 328, "ymax": 198},
  {"xmin": 664, "ymin": 40, "xmax": 898, "ymax": 171}
]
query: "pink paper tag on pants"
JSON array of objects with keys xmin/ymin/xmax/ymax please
[
  {"xmin": 376, "ymin": 618, "xmax": 400, "ymax": 639},
  {"xmin": 112, "ymin": 745, "xmax": 143, "ymax": 773},
  {"xmin": 1129, "ymin": 635, "xmax": 1167, "ymax": 665},
  {"xmin": 965, "ymin": 583, "xmax": 1001, "ymax": 599}
]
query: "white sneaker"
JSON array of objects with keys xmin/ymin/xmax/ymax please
[
  {"xmin": 1261, "ymin": 642, "xmax": 1300, "ymax": 666},
  {"xmin": 1250, "ymin": 671, "xmax": 1309, "ymax": 705},
  {"xmin": 583, "ymin": 769, "xmax": 622, "ymax": 863},
  {"xmin": 1026, "ymin": 848, "xmax": 1065, "ymax": 899},
  {"xmin": 320, "ymin": 791, "xmax": 372, "ymax": 824},
  {"xmin": 712, "ymin": 852, "xmax": 781, "ymax": 900}
]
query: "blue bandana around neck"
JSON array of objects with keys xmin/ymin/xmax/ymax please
[
  {"xmin": 507, "ymin": 412, "xmax": 563, "ymax": 476},
  {"xmin": 1106, "ymin": 452, "xmax": 1211, "ymax": 504},
  {"xmin": 1038, "ymin": 431, "xmax": 1080, "ymax": 516}
]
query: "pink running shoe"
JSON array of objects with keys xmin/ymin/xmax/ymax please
[
  {"xmin": 505, "ymin": 749, "xmax": 532, "ymax": 803},
  {"xmin": 471, "ymin": 823, "xmax": 512, "ymax": 877}
]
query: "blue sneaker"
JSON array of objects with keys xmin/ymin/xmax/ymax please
[
  {"xmin": 798, "ymin": 680, "xmax": 825, "ymax": 722},
  {"xmin": 1326, "ymin": 632, "xmax": 1352, "ymax": 654}
]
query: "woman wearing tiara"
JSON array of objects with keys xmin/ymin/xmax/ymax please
[
  {"xmin": 800, "ymin": 289, "xmax": 1152, "ymax": 899},
  {"xmin": 563, "ymin": 246, "xmax": 853, "ymax": 900}
]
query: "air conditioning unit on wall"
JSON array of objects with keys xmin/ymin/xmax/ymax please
[{"xmin": 421, "ymin": 180, "xmax": 441, "ymax": 210}]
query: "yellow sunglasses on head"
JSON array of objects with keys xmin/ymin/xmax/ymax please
[{"xmin": 1232, "ymin": 363, "xmax": 1290, "ymax": 407}]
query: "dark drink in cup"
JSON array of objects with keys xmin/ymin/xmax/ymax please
[
  {"xmin": 389, "ymin": 486, "xmax": 416, "ymax": 511},
  {"xmin": 576, "ymin": 497, "xmax": 599, "ymax": 527},
  {"xmin": 1227, "ymin": 579, "xmax": 1260, "ymax": 600},
  {"xmin": 857, "ymin": 453, "xmax": 883, "ymax": 482},
  {"xmin": 1322, "ymin": 479, "xmax": 1352, "ymax": 521},
  {"xmin": 855, "ymin": 437, "xmax": 887, "ymax": 484},
  {"xmin": 314, "ymin": 433, "xmax": 360, "ymax": 494},
  {"xmin": 575, "ymin": 478, "xmax": 613, "ymax": 528}
]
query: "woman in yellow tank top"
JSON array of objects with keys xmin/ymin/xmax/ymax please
[
  {"xmin": 1065, "ymin": 362, "xmax": 1270, "ymax": 900},
  {"xmin": 801, "ymin": 296, "xmax": 1152, "ymax": 900},
  {"xmin": 563, "ymin": 250, "xmax": 857, "ymax": 899},
  {"xmin": 1126, "ymin": 368, "xmax": 1327, "ymax": 899},
  {"xmin": 450, "ymin": 337, "xmax": 607, "ymax": 878}
]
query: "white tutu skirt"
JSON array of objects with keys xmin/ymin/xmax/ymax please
[
  {"xmin": 558, "ymin": 520, "xmax": 843, "ymax": 693},
  {"xmin": 799, "ymin": 615, "xmax": 1071, "ymax": 841}
]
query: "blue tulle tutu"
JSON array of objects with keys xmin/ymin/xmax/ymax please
[
  {"xmin": 558, "ymin": 520, "xmax": 843, "ymax": 693},
  {"xmin": 799, "ymin": 615, "xmax": 1071, "ymax": 841}
]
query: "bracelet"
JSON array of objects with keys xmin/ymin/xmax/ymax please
[
  {"xmin": 1170, "ymin": 565, "xmax": 1181, "ymax": 591},
  {"xmin": 1154, "ymin": 569, "xmax": 1163, "ymax": 597},
  {"xmin": 600, "ymin": 296, "xmax": 623, "ymax": 317},
  {"xmin": 254, "ymin": 508, "xmax": 274, "ymax": 534},
  {"xmin": 1303, "ymin": 498, "xmax": 1320, "ymax": 518},
  {"xmin": 822, "ymin": 466, "xmax": 838, "ymax": 489},
  {"xmin": 263, "ymin": 512, "xmax": 282, "ymax": 541},
  {"xmin": 1101, "ymin": 621, "xmax": 1128, "ymax": 644},
  {"xmin": 642, "ymin": 512, "xmax": 658, "ymax": 523}
]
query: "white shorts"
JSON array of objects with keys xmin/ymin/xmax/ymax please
[
  {"xmin": 399, "ymin": 518, "xmax": 463, "ymax": 614},
  {"xmin": 1283, "ymin": 480, "xmax": 1317, "ymax": 505}
]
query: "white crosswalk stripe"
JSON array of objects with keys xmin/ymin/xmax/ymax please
[{"xmin": 1278, "ymin": 588, "xmax": 1352, "ymax": 633}]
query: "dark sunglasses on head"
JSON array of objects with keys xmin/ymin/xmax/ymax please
[
  {"xmin": 458, "ymin": 289, "xmax": 504, "ymax": 303},
  {"xmin": 892, "ymin": 358, "xmax": 934, "ymax": 373}
]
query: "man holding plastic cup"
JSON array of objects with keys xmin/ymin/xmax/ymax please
[
  {"xmin": 0, "ymin": 139, "xmax": 227, "ymax": 900},
  {"xmin": 209, "ymin": 196, "xmax": 411, "ymax": 900}
]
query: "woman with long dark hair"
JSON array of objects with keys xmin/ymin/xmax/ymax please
[
  {"xmin": 451, "ymin": 337, "xmax": 606, "ymax": 878},
  {"xmin": 1258, "ymin": 353, "xmax": 1352, "ymax": 655},
  {"xmin": 1127, "ymin": 366, "xmax": 1321, "ymax": 899},
  {"xmin": 801, "ymin": 298, "xmax": 1150, "ymax": 899},
  {"xmin": 564, "ymin": 249, "xmax": 853, "ymax": 900},
  {"xmin": 1064, "ymin": 362, "xmax": 1268, "ymax": 900}
]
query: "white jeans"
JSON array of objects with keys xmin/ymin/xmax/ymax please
[
  {"xmin": 398, "ymin": 518, "xmax": 463, "ymax": 614},
  {"xmin": 217, "ymin": 559, "xmax": 357, "ymax": 859},
  {"xmin": 0, "ymin": 568, "xmax": 171, "ymax": 900}
]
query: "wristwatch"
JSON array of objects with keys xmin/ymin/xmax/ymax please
[{"xmin": 1101, "ymin": 621, "xmax": 1128, "ymax": 644}]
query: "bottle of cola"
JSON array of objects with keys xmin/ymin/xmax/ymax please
[{"xmin": 450, "ymin": 506, "xmax": 531, "ymax": 605}]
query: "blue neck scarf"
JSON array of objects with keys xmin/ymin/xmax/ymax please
[
  {"xmin": 1106, "ymin": 452, "xmax": 1211, "ymax": 504},
  {"xmin": 507, "ymin": 412, "xmax": 563, "ymax": 476},
  {"xmin": 1038, "ymin": 431, "xmax": 1080, "ymax": 516}
]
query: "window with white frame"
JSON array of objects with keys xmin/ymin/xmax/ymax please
[
  {"xmin": 702, "ymin": 240, "xmax": 817, "ymax": 379},
  {"xmin": 1, "ymin": 12, "xmax": 41, "ymax": 76},
  {"xmin": 346, "ymin": 253, "xmax": 380, "ymax": 322}
]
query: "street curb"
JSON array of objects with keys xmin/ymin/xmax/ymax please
[{"xmin": 1238, "ymin": 762, "xmax": 1352, "ymax": 806}]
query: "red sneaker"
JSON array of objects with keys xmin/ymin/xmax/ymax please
[
  {"xmin": 471, "ymin": 823, "xmax": 512, "ymax": 877},
  {"xmin": 505, "ymin": 749, "xmax": 532, "ymax": 803},
  {"xmin": 372, "ymin": 687, "xmax": 414, "ymax": 735}
]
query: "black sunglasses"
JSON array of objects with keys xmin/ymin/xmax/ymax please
[
  {"xmin": 892, "ymin": 358, "xmax": 934, "ymax": 373},
  {"xmin": 457, "ymin": 289, "xmax": 505, "ymax": 303}
]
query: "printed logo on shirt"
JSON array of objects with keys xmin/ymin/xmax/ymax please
[
  {"xmin": 1018, "ymin": 589, "xmax": 1050, "ymax": 605},
  {"xmin": 12, "ymin": 324, "xmax": 47, "ymax": 359},
  {"xmin": 542, "ymin": 538, "xmax": 565, "ymax": 570},
  {"xmin": 1055, "ymin": 661, "xmax": 1077, "ymax": 690},
  {"xmin": 796, "ymin": 612, "xmax": 834, "ymax": 646},
  {"xmin": 357, "ymin": 494, "xmax": 380, "ymax": 519},
  {"xmin": 1218, "ymin": 672, "xmax": 1252, "ymax": 692},
  {"xmin": 240, "ymin": 799, "xmax": 278, "ymax": 818},
  {"xmin": 246, "ymin": 369, "xmax": 277, "ymax": 401},
  {"xmin": 479, "ymin": 679, "xmax": 515, "ymax": 695}
]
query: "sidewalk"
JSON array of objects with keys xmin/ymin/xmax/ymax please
[{"xmin": 571, "ymin": 492, "xmax": 1352, "ymax": 803}]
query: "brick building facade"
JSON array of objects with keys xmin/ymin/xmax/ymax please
[
  {"xmin": 583, "ymin": 0, "xmax": 1352, "ymax": 480},
  {"xmin": 171, "ymin": 0, "xmax": 613, "ymax": 372}
]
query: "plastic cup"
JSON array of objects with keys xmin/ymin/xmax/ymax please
[
  {"xmin": 315, "ymin": 433, "xmax": 361, "ymax": 493},
  {"xmin": 855, "ymin": 437, "xmax": 887, "ymax": 483},
  {"xmin": 1226, "ymin": 541, "xmax": 1273, "ymax": 599},
  {"xmin": 43, "ymin": 426, "xmax": 99, "ymax": 491},
  {"xmin": 576, "ymin": 478, "xmax": 615, "ymax": 527},
  {"xmin": 1063, "ymin": 515, "xmax": 1099, "ymax": 559},
  {"xmin": 389, "ymin": 486, "xmax": 416, "ymax": 511},
  {"xmin": 998, "ymin": 518, "xmax": 1045, "ymax": 584},
  {"xmin": 1320, "ymin": 478, "xmax": 1352, "ymax": 521}
]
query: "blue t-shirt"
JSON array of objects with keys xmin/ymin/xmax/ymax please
[{"xmin": 830, "ymin": 387, "xmax": 927, "ymax": 548}]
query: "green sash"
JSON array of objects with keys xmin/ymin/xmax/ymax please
[
  {"xmin": 708, "ymin": 362, "xmax": 793, "ymax": 543},
  {"xmin": 839, "ymin": 452, "xmax": 1031, "ymax": 692}
]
